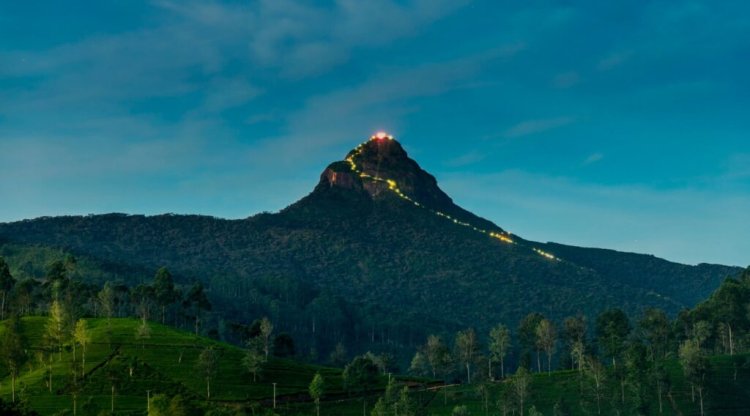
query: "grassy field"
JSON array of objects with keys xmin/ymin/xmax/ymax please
[{"xmin": 0, "ymin": 317, "xmax": 359, "ymax": 415}]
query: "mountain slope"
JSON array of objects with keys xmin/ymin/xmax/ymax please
[{"xmin": 0, "ymin": 134, "xmax": 740, "ymax": 358}]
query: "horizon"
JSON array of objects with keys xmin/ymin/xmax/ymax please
[{"xmin": 2, "ymin": 1, "xmax": 749, "ymax": 266}]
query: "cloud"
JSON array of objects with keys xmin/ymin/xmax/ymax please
[
  {"xmin": 596, "ymin": 51, "xmax": 633, "ymax": 71},
  {"xmin": 200, "ymin": 77, "xmax": 263, "ymax": 113},
  {"xmin": 583, "ymin": 153, "xmax": 604, "ymax": 165},
  {"xmin": 244, "ymin": 51, "xmax": 506, "ymax": 169},
  {"xmin": 157, "ymin": 0, "xmax": 470, "ymax": 78},
  {"xmin": 445, "ymin": 151, "xmax": 486, "ymax": 168},
  {"xmin": 503, "ymin": 117, "xmax": 575, "ymax": 138},
  {"xmin": 552, "ymin": 71, "xmax": 580, "ymax": 88}
]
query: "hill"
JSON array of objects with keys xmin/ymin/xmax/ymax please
[
  {"xmin": 0, "ymin": 317, "xmax": 357, "ymax": 415},
  {"xmin": 0, "ymin": 134, "xmax": 741, "ymax": 361}
]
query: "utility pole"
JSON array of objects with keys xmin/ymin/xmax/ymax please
[
  {"xmin": 273, "ymin": 382, "xmax": 277, "ymax": 409},
  {"xmin": 147, "ymin": 390, "xmax": 151, "ymax": 413}
]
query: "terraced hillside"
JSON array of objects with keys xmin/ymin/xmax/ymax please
[{"xmin": 0, "ymin": 317, "xmax": 360, "ymax": 415}]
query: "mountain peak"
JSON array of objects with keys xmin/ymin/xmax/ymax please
[
  {"xmin": 316, "ymin": 133, "xmax": 506, "ymax": 234},
  {"xmin": 319, "ymin": 132, "xmax": 444, "ymax": 202}
]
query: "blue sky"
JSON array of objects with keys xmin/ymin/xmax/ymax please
[{"xmin": 1, "ymin": 1, "xmax": 749, "ymax": 266}]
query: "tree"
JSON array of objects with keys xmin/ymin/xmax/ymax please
[
  {"xmin": 309, "ymin": 372, "xmax": 325, "ymax": 416},
  {"xmin": 183, "ymin": 282, "xmax": 211, "ymax": 335},
  {"xmin": 243, "ymin": 337, "xmax": 265, "ymax": 382},
  {"xmin": 329, "ymin": 342, "xmax": 348, "ymax": 367},
  {"xmin": 455, "ymin": 328, "xmax": 479, "ymax": 384},
  {"xmin": 343, "ymin": 355, "xmax": 379, "ymax": 395},
  {"xmin": 424, "ymin": 335, "xmax": 452, "ymax": 379},
  {"xmin": 98, "ymin": 282, "xmax": 115, "ymax": 326},
  {"xmin": 0, "ymin": 315, "xmax": 26, "ymax": 403},
  {"xmin": 136, "ymin": 318, "xmax": 152, "ymax": 349},
  {"xmin": 509, "ymin": 367, "xmax": 531, "ymax": 416},
  {"xmin": 46, "ymin": 300, "xmax": 69, "ymax": 361},
  {"xmin": 371, "ymin": 377, "xmax": 398, "ymax": 416},
  {"xmin": 197, "ymin": 346, "xmax": 219, "ymax": 400},
  {"xmin": 273, "ymin": 333, "xmax": 295, "ymax": 358},
  {"xmin": 409, "ymin": 351, "xmax": 429, "ymax": 376},
  {"xmin": 153, "ymin": 267, "xmax": 178, "ymax": 324},
  {"xmin": 535, "ymin": 319, "xmax": 556, "ymax": 374},
  {"xmin": 489, "ymin": 324, "xmax": 511, "ymax": 379},
  {"xmin": 638, "ymin": 308, "xmax": 670, "ymax": 361},
  {"xmin": 583, "ymin": 355, "xmax": 607, "ymax": 415},
  {"xmin": 518, "ymin": 313, "xmax": 544, "ymax": 371},
  {"xmin": 259, "ymin": 317, "xmax": 274, "ymax": 358},
  {"xmin": 73, "ymin": 319, "xmax": 91, "ymax": 376},
  {"xmin": 131, "ymin": 284, "xmax": 155, "ymax": 322},
  {"xmin": 624, "ymin": 341, "xmax": 649, "ymax": 414},
  {"xmin": 595, "ymin": 308, "xmax": 631, "ymax": 368},
  {"xmin": 570, "ymin": 340, "xmax": 586, "ymax": 373},
  {"xmin": 0, "ymin": 257, "xmax": 15, "ymax": 320},
  {"xmin": 562, "ymin": 315, "xmax": 587, "ymax": 370},
  {"xmin": 679, "ymin": 340, "xmax": 709, "ymax": 416},
  {"xmin": 452, "ymin": 405, "xmax": 470, "ymax": 416},
  {"xmin": 148, "ymin": 394, "xmax": 188, "ymax": 416},
  {"xmin": 397, "ymin": 385, "xmax": 415, "ymax": 416},
  {"xmin": 710, "ymin": 279, "xmax": 749, "ymax": 356}
]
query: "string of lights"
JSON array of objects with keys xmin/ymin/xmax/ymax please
[{"xmin": 346, "ymin": 133, "xmax": 560, "ymax": 262}]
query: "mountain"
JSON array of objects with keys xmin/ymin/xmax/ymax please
[{"xmin": 0, "ymin": 133, "xmax": 741, "ymax": 360}]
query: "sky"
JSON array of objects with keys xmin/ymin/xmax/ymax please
[{"xmin": 1, "ymin": 1, "xmax": 749, "ymax": 266}]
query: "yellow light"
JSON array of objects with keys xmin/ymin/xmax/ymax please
[{"xmin": 374, "ymin": 131, "xmax": 388, "ymax": 140}]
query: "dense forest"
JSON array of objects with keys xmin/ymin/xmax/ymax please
[{"xmin": 1, "ymin": 253, "xmax": 749, "ymax": 415}]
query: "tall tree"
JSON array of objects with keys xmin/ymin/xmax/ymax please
[
  {"xmin": 425, "ymin": 335, "xmax": 452, "ymax": 379},
  {"xmin": 0, "ymin": 257, "xmax": 15, "ymax": 320},
  {"xmin": 343, "ymin": 355, "xmax": 379, "ymax": 396},
  {"xmin": 243, "ymin": 337, "xmax": 265, "ymax": 382},
  {"xmin": 518, "ymin": 313, "xmax": 544, "ymax": 371},
  {"xmin": 183, "ymin": 282, "xmax": 211, "ymax": 335},
  {"xmin": 259, "ymin": 317, "xmax": 274, "ymax": 359},
  {"xmin": 73, "ymin": 319, "xmax": 91, "ymax": 376},
  {"xmin": 409, "ymin": 351, "xmax": 429, "ymax": 376},
  {"xmin": 510, "ymin": 366, "xmax": 532, "ymax": 416},
  {"xmin": 0, "ymin": 315, "xmax": 26, "ymax": 403},
  {"xmin": 98, "ymin": 282, "xmax": 115, "ymax": 326},
  {"xmin": 153, "ymin": 267, "xmax": 178, "ymax": 324},
  {"xmin": 562, "ymin": 315, "xmax": 587, "ymax": 371},
  {"xmin": 535, "ymin": 319, "xmax": 557, "ymax": 375},
  {"xmin": 46, "ymin": 300, "xmax": 69, "ymax": 361},
  {"xmin": 131, "ymin": 284, "xmax": 155, "ymax": 322},
  {"xmin": 197, "ymin": 346, "xmax": 219, "ymax": 400},
  {"xmin": 595, "ymin": 308, "xmax": 631, "ymax": 368},
  {"xmin": 624, "ymin": 341, "xmax": 649, "ymax": 414},
  {"xmin": 638, "ymin": 308, "xmax": 670, "ymax": 361},
  {"xmin": 136, "ymin": 318, "xmax": 152, "ymax": 349},
  {"xmin": 489, "ymin": 324, "xmax": 511, "ymax": 379},
  {"xmin": 455, "ymin": 328, "xmax": 479, "ymax": 384},
  {"xmin": 679, "ymin": 340, "xmax": 709, "ymax": 416},
  {"xmin": 309, "ymin": 372, "xmax": 325, "ymax": 416},
  {"xmin": 584, "ymin": 355, "xmax": 607, "ymax": 415}
]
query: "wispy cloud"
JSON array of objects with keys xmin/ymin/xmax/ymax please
[
  {"xmin": 503, "ymin": 116, "xmax": 575, "ymax": 138},
  {"xmin": 583, "ymin": 152, "xmax": 604, "ymax": 165},
  {"xmin": 552, "ymin": 71, "xmax": 580, "ymax": 88},
  {"xmin": 445, "ymin": 151, "xmax": 486, "ymax": 168},
  {"xmin": 245, "ymin": 50, "xmax": 510, "ymax": 168},
  {"xmin": 596, "ymin": 51, "xmax": 633, "ymax": 71}
]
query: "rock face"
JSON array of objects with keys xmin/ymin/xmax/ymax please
[
  {"xmin": 318, "ymin": 135, "xmax": 504, "ymax": 233},
  {"xmin": 320, "ymin": 167, "xmax": 358, "ymax": 189}
]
